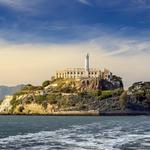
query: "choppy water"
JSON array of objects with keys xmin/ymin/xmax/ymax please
[{"xmin": 0, "ymin": 116, "xmax": 150, "ymax": 150}]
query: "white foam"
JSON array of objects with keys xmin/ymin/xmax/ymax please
[{"xmin": 0, "ymin": 121, "xmax": 150, "ymax": 150}]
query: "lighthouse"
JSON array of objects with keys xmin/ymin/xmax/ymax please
[
  {"xmin": 85, "ymin": 53, "xmax": 90, "ymax": 71},
  {"xmin": 85, "ymin": 53, "xmax": 90, "ymax": 77}
]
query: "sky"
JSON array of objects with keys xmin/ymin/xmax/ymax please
[{"xmin": 0, "ymin": 0, "xmax": 150, "ymax": 87}]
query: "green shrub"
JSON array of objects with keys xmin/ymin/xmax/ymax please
[
  {"xmin": 89, "ymin": 90, "xmax": 102, "ymax": 97},
  {"xmin": 57, "ymin": 97, "xmax": 69, "ymax": 108},
  {"xmin": 13, "ymin": 91, "xmax": 28, "ymax": 96},
  {"xmin": 10, "ymin": 96, "xmax": 23, "ymax": 112},
  {"xmin": 78, "ymin": 91, "xmax": 88, "ymax": 97},
  {"xmin": 42, "ymin": 80, "xmax": 50, "ymax": 87},
  {"xmin": 35, "ymin": 95, "xmax": 46, "ymax": 102},
  {"xmin": 46, "ymin": 93, "xmax": 61, "ymax": 104},
  {"xmin": 61, "ymin": 86, "xmax": 76, "ymax": 93},
  {"xmin": 101, "ymin": 90, "xmax": 113, "ymax": 99},
  {"xmin": 22, "ymin": 85, "xmax": 43, "ymax": 91},
  {"xmin": 34, "ymin": 95, "xmax": 48, "ymax": 109},
  {"xmin": 99, "ymin": 89, "xmax": 123, "ymax": 100},
  {"xmin": 113, "ymin": 88, "xmax": 124, "ymax": 96}
]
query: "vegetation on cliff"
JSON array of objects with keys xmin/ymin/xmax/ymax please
[
  {"xmin": 0, "ymin": 76, "xmax": 150, "ymax": 114},
  {"xmin": 126, "ymin": 82, "xmax": 150, "ymax": 111},
  {"xmin": 1, "ymin": 76, "xmax": 123, "ymax": 114}
]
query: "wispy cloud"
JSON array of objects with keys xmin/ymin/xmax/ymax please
[
  {"xmin": 89, "ymin": 36, "xmax": 150, "ymax": 57},
  {"xmin": 0, "ymin": 0, "xmax": 40, "ymax": 13},
  {"xmin": 0, "ymin": 38, "xmax": 150, "ymax": 87},
  {"xmin": 42, "ymin": 25, "xmax": 68, "ymax": 31},
  {"xmin": 0, "ymin": 0, "xmax": 25, "ymax": 9},
  {"xmin": 78, "ymin": 0, "xmax": 92, "ymax": 6}
]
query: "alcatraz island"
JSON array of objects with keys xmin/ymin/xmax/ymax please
[{"xmin": 0, "ymin": 54, "xmax": 150, "ymax": 115}]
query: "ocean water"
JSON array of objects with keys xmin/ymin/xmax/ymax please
[{"xmin": 0, "ymin": 116, "xmax": 149, "ymax": 150}]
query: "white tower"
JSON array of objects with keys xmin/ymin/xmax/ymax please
[{"xmin": 85, "ymin": 53, "xmax": 90, "ymax": 74}]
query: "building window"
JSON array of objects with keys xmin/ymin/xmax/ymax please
[
  {"xmin": 78, "ymin": 72, "xmax": 79, "ymax": 74},
  {"xmin": 87, "ymin": 80, "xmax": 89, "ymax": 85},
  {"xmin": 71, "ymin": 72, "xmax": 72, "ymax": 74}
]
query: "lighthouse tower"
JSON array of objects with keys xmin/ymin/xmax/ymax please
[{"xmin": 85, "ymin": 53, "xmax": 90, "ymax": 77}]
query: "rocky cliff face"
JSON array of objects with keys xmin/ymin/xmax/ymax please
[
  {"xmin": 125, "ymin": 82, "xmax": 150, "ymax": 111},
  {"xmin": 0, "ymin": 77, "xmax": 126, "ymax": 114},
  {"xmin": 47, "ymin": 76, "xmax": 123, "ymax": 93},
  {"xmin": 0, "ymin": 96, "xmax": 13, "ymax": 113}
]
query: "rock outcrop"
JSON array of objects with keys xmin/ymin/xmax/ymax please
[
  {"xmin": 126, "ymin": 82, "xmax": 150, "ymax": 111},
  {"xmin": 3, "ymin": 78, "xmax": 150, "ymax": 115},
  {"xmin": 0, "ymin": 96, "xmax": 13, "ymax": 114}
]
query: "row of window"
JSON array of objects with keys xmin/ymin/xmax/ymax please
[
  {"xmin": 89, "ymin": 72, "xmax": 97, "ymax": 75},
  {"xmin": 56, "ymin": 72, "xmax": 83, "ymax": 75},
  {"xmin": 68, "ymin": 72, "xmax": 83, "ymax": 75},
  {"xmin": 56, "ymin": 72, "xmax": 98, "ymax": 76}
]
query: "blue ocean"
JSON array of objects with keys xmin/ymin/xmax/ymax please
[{"xmin": 0, "ymin": 116, "xmax": 149, "ymax": 150}]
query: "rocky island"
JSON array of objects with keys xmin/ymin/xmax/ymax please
[
  {"xmin": 0, "ymin": 77, "xmax": 150, "ymax": 115},
  {"xmin": 0, "ymin": 54, "xmax": 150, "ymax": 115},
  {"xmin": 0, "ymin": 75, "xmax": 122, "ymax": 115}
]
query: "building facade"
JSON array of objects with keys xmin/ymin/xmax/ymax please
[{"xmin": 55, "ymin": 54, "xmax": 112, "ymax": 80}]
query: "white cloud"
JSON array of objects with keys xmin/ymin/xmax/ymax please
[
  {"xmin": 78, "ymin": 0, "xmax": 92, "ymax": 6},
  {"xmin": 89, "ymin": 36, "xmax": 150, "ymax": 57},
  {"xmin": 0, "ymin": 0, "xmax": 25, "ymax": 9},
  {"xmin": 0, "ymin": 37, "xmax": 150, "ymax": 88},
  {"xmin": 0, "ymin": 0, "xmax": 40, "ymax": 13}
]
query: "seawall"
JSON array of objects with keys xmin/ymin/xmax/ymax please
[{"xmin": 0, "ymin": 111, "xmax": 150, "ymax": 116}]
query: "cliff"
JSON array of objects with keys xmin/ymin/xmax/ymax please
[
  {"xmin": 0, "ymin": 77, "xmax": 149, "ymax": 115},
  {"xmin": 124, "ymin": 82, "xmax": 150, "ymax": 111}
]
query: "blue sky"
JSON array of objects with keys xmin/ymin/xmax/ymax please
[
  {"xmin": 0, "ymin": 0, "xmax": 150, "ymax": 86},
  {"xmin": 0, "ymin": 0, "xmax": 150, "ymax": 43}
]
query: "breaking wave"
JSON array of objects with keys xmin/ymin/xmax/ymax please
[{"xmin": 0, "ymin": 118, "xmax": 150, "ymax": 150}]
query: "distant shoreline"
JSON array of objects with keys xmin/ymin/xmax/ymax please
[{"xmin": 0, "ymin": 111, "xmax": 150, "ymax": 116}]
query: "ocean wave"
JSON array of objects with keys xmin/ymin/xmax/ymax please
[{"xmin": 0, "ymin": 121, "xmax": 150, "ymax": 150}]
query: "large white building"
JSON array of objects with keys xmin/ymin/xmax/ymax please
[{"xmin": 55, "ymin": 54, "xmax": 112, "ymax": 80}]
